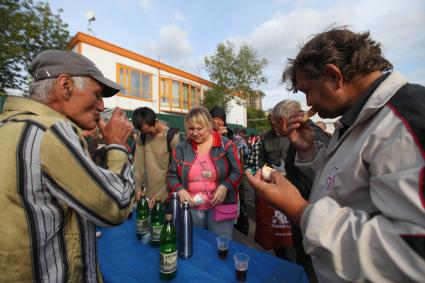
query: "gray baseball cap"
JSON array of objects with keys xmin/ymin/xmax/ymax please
[{"xmin": 28, "ymin": 50, "xmax": 122, "ymax": 97}]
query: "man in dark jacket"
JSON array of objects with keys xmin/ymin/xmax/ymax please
[{"xmin": 272, "ymin": 99, "xmax": 330, "ymax": 282}]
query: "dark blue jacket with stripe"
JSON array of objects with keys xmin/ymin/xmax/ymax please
[{"xmin": 167, "ymin": 131, "xmax": 242, "ymax": 204}]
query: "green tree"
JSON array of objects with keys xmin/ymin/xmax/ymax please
[
  {"xmin": 203, "ymin": 41, "xmax": 268, "ymax": 110},
  {"xmin": 0, "ymin": 0, "xmax": 70, "ymax": 94},
  {"xmin": 247, "ymin": 107, "xmax": 268, "ymax": 133},
  {"xmin": 202, "ymin": 85, "xmax": 232, "ymax": 113}
]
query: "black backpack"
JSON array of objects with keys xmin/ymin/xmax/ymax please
[{"xmin": 140, "ymin": 128, "xmax": 176, "ymax": 161}]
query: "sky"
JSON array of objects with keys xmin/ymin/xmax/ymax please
[{"xmin": 49, "ymin": 0, "xmax": 425, "ymax": 111}]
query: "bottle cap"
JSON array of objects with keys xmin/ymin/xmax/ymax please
[
  {"xmin": 155, "ymin": 195, "xmax": 161, "ymax": 201},
  {"xmin": 172, "ymin": 192, "xmax": 178, "ymax": 197},
  {"xmin": 182, "ymin": 200, "xmax": 189, "ymax": 207},
  {"xmin": 140, "ymin": 191, "xmax": 146, "ymax": 197},
  {"xmin": 165, "ymin": 213, "xmax": 172, "ymax": 221}
]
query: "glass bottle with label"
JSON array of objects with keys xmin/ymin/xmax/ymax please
[
  {"xmin": 160, "ymin": 213, "xmax": 177, "ymax": 280},
  {"xmin": 151, "ymin": 195, "xmax": 164, "ymax": 246},
  {"xmin": 136, "ymin": 191, "xmax": 150, "ymax": 240}
]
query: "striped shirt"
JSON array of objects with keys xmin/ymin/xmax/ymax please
[{"xmin": 0, "ymin": 96, "xmax": 135, "ymax": 282}]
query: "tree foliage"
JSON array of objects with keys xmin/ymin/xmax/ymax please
[
  {"xmin": 0, "ymin": 0, "xmax": 70, "ymax": 93},
  {"xmin": 202, "ymin": 85, "xmax": 232, "ymax": 113},
  {"xmin": 247, "ymin": 107, "xmax": 268, "ymax": 133},
  {"xmin": 203, "ymin": 41, "xmax": 268, "ymax": 109}
]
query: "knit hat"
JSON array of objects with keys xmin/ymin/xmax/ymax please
[{"xmin": 209, "ymin": 106, "xmax": 227, "ymax": 124}]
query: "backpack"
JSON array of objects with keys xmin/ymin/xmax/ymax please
[{"xmin": 140, "ymin": 128, "xmax": 176, "ymax": 161}]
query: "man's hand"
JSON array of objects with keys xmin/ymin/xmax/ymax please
[
  {"xmin": 287, "ymin": 111, "xmax": 316, "ymax": 160},
  {"xmin": 98, "ymin": 107, "xmax": 133, "ymax": 147},
  {"xmin": 245, "ymin": 169, "xmax": 309, "ymax": 225}
]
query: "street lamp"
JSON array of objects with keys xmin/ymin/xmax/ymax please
[{"xmin": 85, "ymin": 11, "xmax": 96, "ymax": 36}]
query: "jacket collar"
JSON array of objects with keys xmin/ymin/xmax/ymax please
[
  {"xmin": 3, "ymin": 96, "xmax": 82, "ymax": 134},
  {"xmin": 334, "ymin": 71, "xmax": 408, "ymax": 140},
  {"xmin": 188, "ymin": 130, "xmax": 224, "ymax": 150},
  {"xmin": 212, "ymin": 130, "xmax": 223, "ymax": 147},
  {"xmin": 4, "ymin": 96, "xmax": 66, "ymax": 119},
  {"xmin": 340, "ymin": 72, "xmax": 390, "ymax": 131}
]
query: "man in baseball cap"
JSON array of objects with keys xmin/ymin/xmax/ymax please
[
  {"xmin": 0, "ymin": 50, "xmax": 135, "ymax": 282},
  {"xmin": 29, "ymin": 49, "xmax": 122, "ymax": 97}
]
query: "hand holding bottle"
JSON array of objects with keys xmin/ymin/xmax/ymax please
[{"xmin": 177, "ymin": 190, "xmax": 195, "ymax": 206}]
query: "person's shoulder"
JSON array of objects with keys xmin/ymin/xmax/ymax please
[
  {"xmin": 220, "ymin": 134, "xmax": 231, "ymax": 145},
  {"xmin": 264, "ymin": 130, "xmax": 274, "ymax": 138},
  {"xmin": 43, "ymin": 117, "xmax": 78, "ymax": 132},
  {"xmin": 175, "ymin": 138, "xmax": 189, "ymax": 150},
  {"xmin": 14, "ymin": 111, "xmax": 69, "ymax": 129},
  {"xmin": 387, "ymin": 82, "xmax": 425, "ymax": 149},
  {"xmin": 387, "ymin": 82, "xmax": 425, "ymax": 119}
]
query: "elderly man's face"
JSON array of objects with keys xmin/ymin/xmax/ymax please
[
  {"xmin": 66, "ymin": 78, "xmax": 105, "ymax": 130},
  {"xmin": 274, "ymin": 116, "xmax": 288, "ymax": 136}
]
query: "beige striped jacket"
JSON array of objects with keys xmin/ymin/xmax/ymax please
[{"xmin": 0, "ymin": 96, "xmax": 135, "ymax": 282}]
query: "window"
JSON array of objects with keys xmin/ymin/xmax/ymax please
[
  {"xmin": 182, "ymin": 83, "xmax": 189, "ymax": 110},
  {"xmin": 189, "ymin": 86, "xmax": 197, "ymax": 108},
  {"xmin": 160, "ymin": 77, "xmax": 201, "ymax": 111},
  {"xmin": 130, "ymin": 70, "xmax": 140, "ymax": 97},
  {"xmin": 117, "ymin": 64, "xmax": 152, "ymax": 99},
  {"xmin": 160, "ymin": 78, "xmax": 170, "ymax": 107},
  {"xmin": 141, "ymin": 73, "xmax": 150, "ymax": 99},
  {"xmin": 172, "ymin": 80, "xmax": 180, "ymax": 108}
]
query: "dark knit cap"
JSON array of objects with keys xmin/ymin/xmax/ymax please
[{"xmin": 209, "ymin": 106, "xmax": 227, "ymax": 123}]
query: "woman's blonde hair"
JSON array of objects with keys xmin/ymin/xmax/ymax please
[{"xmin": 184, "ymin": 107, "xmax": 213, "ymax": 131}]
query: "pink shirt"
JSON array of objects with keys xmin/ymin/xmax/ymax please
[{"xmin": 188, "ymin": 153, "xmax": 217, "ymax": 210}]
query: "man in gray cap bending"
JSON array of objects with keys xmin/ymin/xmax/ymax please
[{"xmin": 0, "ymin": 50, "xmax": 135, "ymax": 282}]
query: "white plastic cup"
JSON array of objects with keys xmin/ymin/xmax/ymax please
[
  {"xmin": 100, "ymin": 107, "xmax": 116, "ymax": 123},
  {"xmin": 234, "ymin": 253, "xmax": 249, "ymax": 281},
  {"xmin": 216, "ymin": 235, "xmax": 229, "ymax": 259}
]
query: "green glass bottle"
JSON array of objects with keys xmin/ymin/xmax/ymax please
[
  {"xmin": 160, "ymin": 213, "xmax": 177, "ymax": 280},
  {"xmin": 150, "ymin": 195, "xmax": 164, "ymax": 246},
  {"xmin": 136, "ymin": 192, "xmax": 150, "ymax": 240}
]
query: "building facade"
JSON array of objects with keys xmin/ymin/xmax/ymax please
[
  {"xmin": 246, "ymin": 91, "xmax": 263, "ymax": 110},
  {"xmin": 67, "ymin": 32, "xmax": 247, "ymax": 128}
]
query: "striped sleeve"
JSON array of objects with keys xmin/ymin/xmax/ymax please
[
  {"xmin": 133, "ymin": 137, "xmax": 145, "ymax": 194},
  {"xmin": 167, "ymin": 144, "xmax": 186, "ymax": 193},
  {"xmin": 221, "ymin": 139, "xmax": 243, "ymax": 192},
  {"xmin": 40, "ymin": 120, "xmax": 135, "ymax": 227}
]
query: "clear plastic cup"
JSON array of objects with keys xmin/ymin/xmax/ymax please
[
  {"xmin": 234, "ymin": 253, "xmax": 249, "ymax": 281},
  {"xmin": 216, "ymin": 235, "xmax": 229, "ymax": 259},
  {"xmin": 100, "ymin": 107, "xmax": 116, "ymax": 123}
]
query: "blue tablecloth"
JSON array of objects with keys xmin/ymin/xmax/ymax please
[{"xmin": 97, "ymin": 215, "xmax": 309, "ymax": 283}]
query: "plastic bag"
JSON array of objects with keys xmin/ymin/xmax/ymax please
[{"xmin": 254, "ymin": 197, "xmax": 292, "ymax": 249}]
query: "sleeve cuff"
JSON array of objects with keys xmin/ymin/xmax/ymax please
[
  {"xmin": 105, "ymin": 145, "xmax": 130, "ymax": 172},
  {"xmin": 176, "ymin": 187, "xmax": 186, "ymax": 192},
  {"xmin": 300, "ymin": 203, "xmax": 314, "ymax": 234}
]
